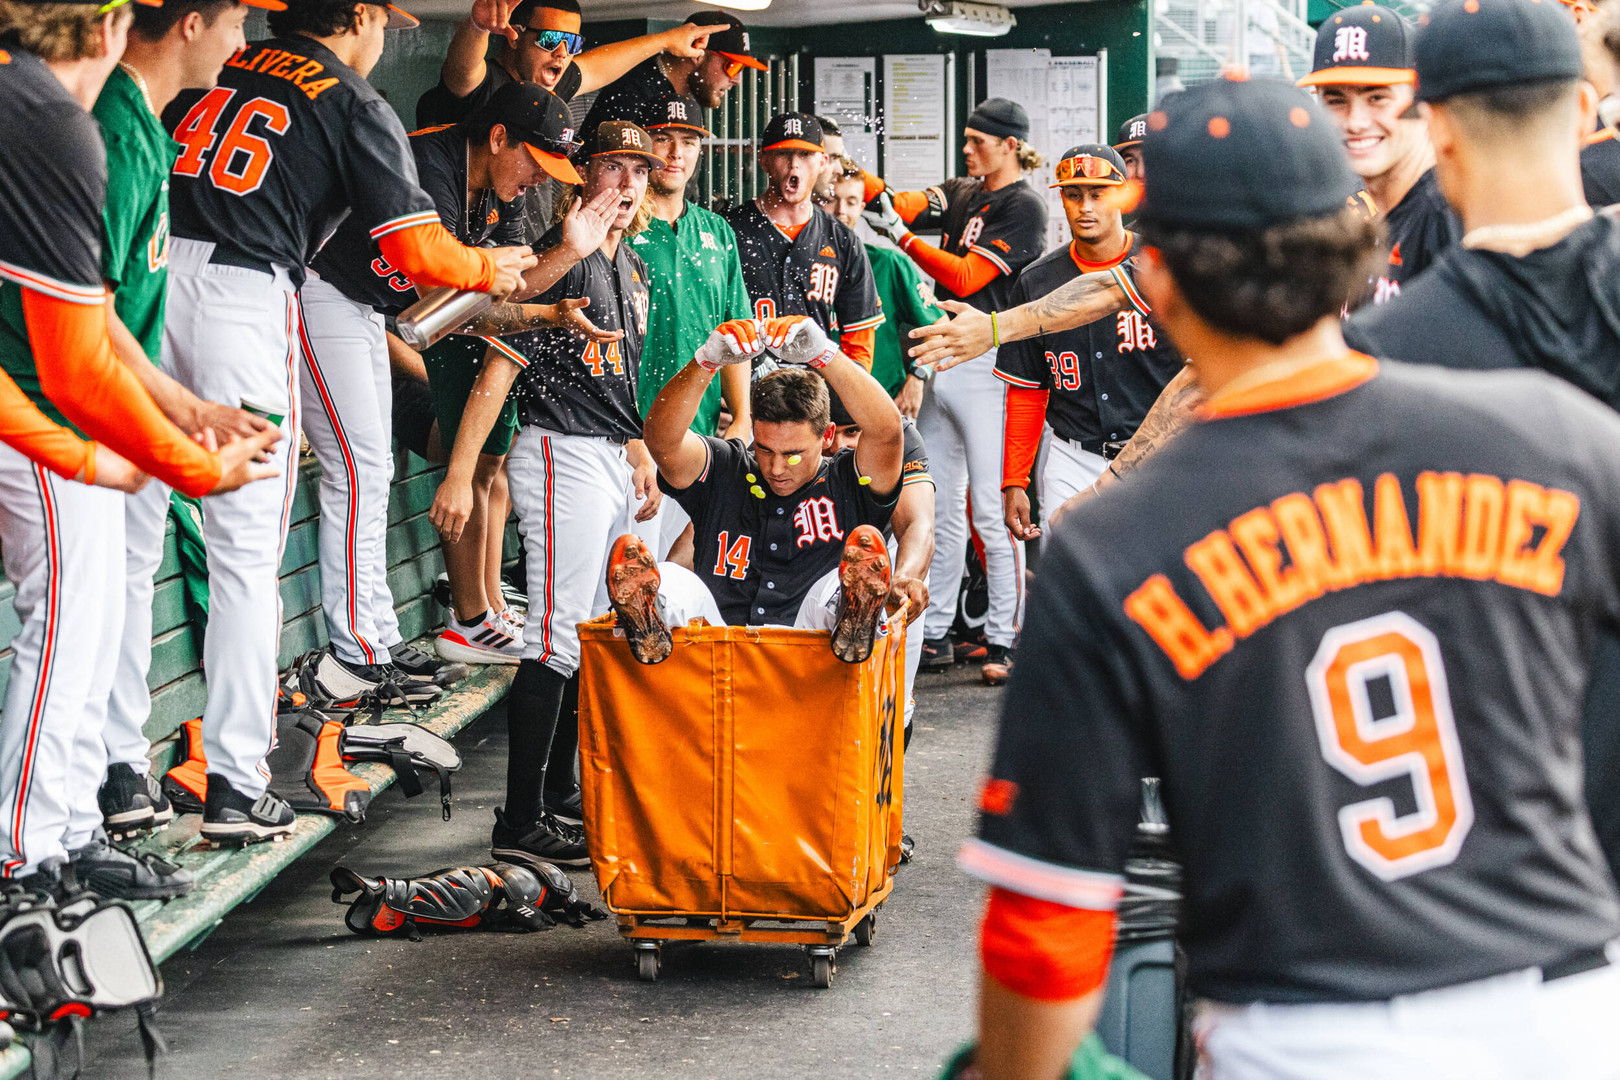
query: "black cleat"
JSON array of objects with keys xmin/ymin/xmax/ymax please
[
  {"xmin": 99, "ymin": 762, "xmax": 173, "ymax": 839},
  {"xmin": 70, "ymin": 833, "xmax": 193, "ymax": 901},
  {"xmin": 920, "ymin": 637, "xmax": 954, "ymax": 670},
  {"xmin": 201, "ymin": 774, "xmax": 296, "ymax": 846},
  {"xmin": 492, "ymin": 807, "xmax": 590, "ymax": 870},
  {"xmin": 389, "ymin": 643, "xmax": 469, "ymax": 687}
]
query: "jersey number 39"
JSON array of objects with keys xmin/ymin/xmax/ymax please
[
  {"xmin": 173, "ymin": 88, "xmax": 289, "ymax": 197},
  {"xmin": 1305, "ymin": 612, "xmax": 1474, "ymax": 882}
]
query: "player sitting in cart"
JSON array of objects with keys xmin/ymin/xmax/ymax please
[{"xmin": 608, "ymin": 316, "xmax": 908, "ymax": 663}]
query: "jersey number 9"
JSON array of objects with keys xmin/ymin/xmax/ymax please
[
  {"xmin": 1306, "ymin": 612, "xmax": 1474, "ymax": 882},
  {"xmin": 174, "ymin": 88, "xmax": 290, "ymax": 197}
]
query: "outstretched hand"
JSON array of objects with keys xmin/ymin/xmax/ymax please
[
  {"xmin": 553, "ymin": 297, "xmax": 625, "ymax": 344},
  {"xmin": 561, "ymin": 190, "xmax": 620, "ymax": 260},
  {"xmin": 907, "ymin": 299, "xmax": 986, "ymax": 371}
]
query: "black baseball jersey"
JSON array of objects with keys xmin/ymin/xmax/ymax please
[
  {"xmin": 1345, "ymin": 214, "xmax": 1620, "ymax": 411},
  {"xmin": 907, "ymin": 176, "xmax": 1047, "ymax": 311},
  {"xmin": 499, "ymin": 224, "xmax": 648, "ymax": 439},
  {"xmin": 1366, "ymin": 167, "xmax": 1459, "ymax": 306},
  {"xmin": 310, "ymin": 124, "xmax": 525, "ymax": 315},
  {"xmin": 1582, "ymin": 128, "xmax": 1620, "ymax": 208},
  {"xmin": 994, "ymin": 235, "xmax": 1183, "ymax": 451},
  {"xmin": 720, "ymin": 202, "xmax": 883, "ymax": 336},
  {"xmin": 662, "ymin": 438, "xmax": 899, "ymax": 625},
  {"xmin": 165, "ymin": 38, "xmax": 436, "ymax": 285},
  {"xmin": 416, "ymin": 59, "xmax": 580, "ymax": 128},
  {"xmin": 900, "ymin": 416, "xmax": 932, "ymax": 492},
  {"xmin": 965, "ymin": 355, "xmax": 1620, "ymax": 1004}
]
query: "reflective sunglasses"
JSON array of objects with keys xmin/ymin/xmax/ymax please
[
  {"xmin": 522, "ymin": 27, "xmax": 585, "ymax": 55},
  {"xmin": 1055, "ymin": 154, "xmax": 1124, "ymax": 184},
  {"xmin": 724, "ymin": 59, "xmax": 746, "ymax": 78}
]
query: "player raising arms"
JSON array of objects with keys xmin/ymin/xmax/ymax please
[
  {"xmin": 1298, "ymin": 3, "xmax": 1459, "ymax": 305},
  {"xmin": 161, "ymin": 0, "xmax": 534, "ymax": 846},
  {"xmin": 862, "ymin": 98, "xmax": 1047, "ymax": 684},
  {"xmin": 0, "ymin": 0, "xmax": 281, "ymax": 888},
  {"xmin": 958, "ymin": 75, "xmax": 1620, "ymax": 1080}
]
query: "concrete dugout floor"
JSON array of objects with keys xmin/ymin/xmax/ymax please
[{"xmin": 84, "ymin": 662, "xmax": 1002, "ymax": 1079}]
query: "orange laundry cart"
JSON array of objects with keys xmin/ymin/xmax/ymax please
[{"xmin": 577, "ymin": 608, "xmax": 907, "ymax": 987}]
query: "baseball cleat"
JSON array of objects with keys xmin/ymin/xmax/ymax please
[
  {"xmin": 919, "ymin": 637, "xmax": 953, "ymax": 670},
  {"xmin": 436, "ymin": 611, "xmax": 524, "ymax": 665},
  {"xmin": 295, "ymin": 648, "xmax": 442, "ymax": 710},
  {"xmin": 606, "ymin": 534, "xmax": 672, "ymax": 665},
  {"xmin": 491, "ymin": 807, "xmax": 591, "ymax": 870},
  {"xmin": 389, "ymin": 643, "xmax": 470, "ymax": 688},
  {"xmin": 98, "ymin": 763, "xmax": 175, "ymax": 841},
  {"xmin": 832, "ymin": 525, "xmax": 892, "ymax": 664},
  {"xmin": 982, "ymin": 644, "xmax": 1013, "ymax": 686},
  {"xmin": 201, "ymin": 774, "xmax": 296, "ymax": 847},
  {"xmin": 70, "ymin": 833, "xmax": 193, "ymax": 901}
]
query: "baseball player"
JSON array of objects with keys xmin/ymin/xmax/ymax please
[
  {"xmin": 826, "ymin": 158, "xmax": 945, "ymax": 415},
  {"xmin": 0, "ymin": 0, "xmax": 281, "ymax": 885},
  {"xmin": 1113, "ymin": 114, "xmax": 1148, "ymax": 180},
  {"xmin": 611, "ymin": 316, "xmax": 905, "ymax": 666},
  {"xmin": 580, "ymin": 11, "xmax": 766, "ymax": 136},
  {"xmin": 426, "ymin": 120, "xmax": 662, "ymax": 871},
  {"xmin": 723, "ymin": 113, "xmax": 884, "ymax": 371},
  {"xmin": 1300, "ymin": 3, "xmax": 1460, "ymax": 306},
  {"xmin": 94, "ymin": 0, "xmax": 292, "ymax": 868},
  {"xmin": 631, "ymin": 90, "xmax": 754, "ymax": 558},
  {"xmin": 961, "ymin": 75, "xmax": 1620, "ymax": 1080},
  {"xmin": 994, "ymin": 145, "xmax": 1184, "ymax": 538},
  {"xmin": 1571, "ymin": 0, "xmax": 1620, "ymax": 205},
  {"xmin": 301, "ymin": 82, "xmax": 602, "ymax": 681},
  {"xmin": 862, "ymin": 97, "xmax": 1048, "ymax": 684},
  {"xmin": 161, "ymin": 0, "xmax": 534, "ymax": 845}
]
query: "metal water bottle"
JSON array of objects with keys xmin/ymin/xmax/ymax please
[{"xmin": 394, "ymin": 286, "xmax": 493, "ymax": 349}]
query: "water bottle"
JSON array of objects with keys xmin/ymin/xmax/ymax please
[{"xmin": 394, "ymin": 286, "xmax": 493, "ymax": 350}]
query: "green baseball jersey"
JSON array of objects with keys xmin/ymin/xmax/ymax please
[
  {"xmin": 630, "ymin": 202, "xmax": 753, "ymax": 436},
  {"xmin": 93, "ymin": 66, "xmax": 177, "ymax": 364},
  {"xmin": 865, "ymin": 241, "xmax": 944, "ymax": 397}
]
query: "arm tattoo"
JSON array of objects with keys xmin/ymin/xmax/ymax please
[
  {"xmin": 1111, "ymin": 365, "xmax": 1203, "ymax": 478},
  {"xmin": 457, "ymin": 302, "xmax": 552, "ymax": 337},
  {"xmin": 1019, "ymin": 271, "xmax": 1130, "ymax": 340}
]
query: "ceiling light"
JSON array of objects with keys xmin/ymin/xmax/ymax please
[
  {"xmin": 920, "ymin": 0, "xmax": 1016, "ymax": 36},
  {"xmin": 707, "ymin": 0, "xmax": 771, "ymax": 9}
]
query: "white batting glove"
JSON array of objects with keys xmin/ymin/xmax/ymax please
[
  {"xmin": 765, "ymin": 316, "xmax": 837, "ymax": 370},
  {"xmin": 695, "ymin": 318, "xmax": 766, "ymax": 372},
  {"xmin": 861, "ymin": 192, "xmax": 911, "ymax": 244}
]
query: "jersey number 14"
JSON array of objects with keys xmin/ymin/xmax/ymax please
[
  {"xmin": 1306, "ymin": 612, "xmax": 1474, "ymax": 882},
  {"xmin": 173, "ymin": 88, "xmax": 289, "ymax": 197}
]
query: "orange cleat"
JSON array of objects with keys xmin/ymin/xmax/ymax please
[
  {"xmin": 605, "ymin": 534, "xmax": 672, "ymax": 665},
  {"xmin": 832, "ymin": 525, "xmax": 892, "ymax": 663}
]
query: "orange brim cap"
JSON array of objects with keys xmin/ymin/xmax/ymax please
[
  {"xmin": 242, "ymin": 0, "xmax": 287, "ymax": 10},
  {"xmin": 762, "ymin": 138, "xmax": 824, "ymax": 153},
  {"xmin": 715, "ymin": 50, "xmax": 769, "ymax": 71},
  {"xmin": 384, "ymin": 3, "xmax": 419, "ymax": 28},
  {"xmin": 1112, "ymin": 139, "xmax": 1141, "ymax": 150},
  {"xmin": 1051, "ymin": 176, "xmax": 1125, "ymax": 188},
  {"xmin": 1298, "ymin": 66, "xmax": 1415, "ymax": 87},
  {"xmin": 526, "ymin": 145, "xmax": 583, "ymax": 185}
]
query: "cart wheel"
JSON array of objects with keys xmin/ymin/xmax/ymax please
[
  {"xmin": 810, "ymin": 954, "xmax": 834, "ymax": 988},
  {"xmin": 854, "ymin": 912, "xmax": 877, "ymax": 947},
  {"xmin": 636, "ymin": 948, "xmax": 660, "ymax": 982}
]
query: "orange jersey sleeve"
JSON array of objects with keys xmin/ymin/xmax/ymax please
[
  {"xmin": 980, "ymin": 886, "xmax": 1117, "ymax": 1002},
  {"xmin": 1002, "ymin": 386, "xmax": 1048, "ymax": 490},
  {"xmin": 898, "ymin": 235, "xmax": 1003, "ymax": 298},
  {"xmin": 892, "ymin": 190, "xmax": 931, "ymax": 224},
  {"xmin": 839, "ymin": 326, "xmax": 875, "ymax": 371},
  {"xmin": 21, "ymin": 289, "xmax": 221, "ymax": 497},
  {"xmin": 375, "ymin": 221, "xmax": 499, "ymax": 293},
  {"xmin": 0, "ymin": 366, "xmax": 92, "ymax": 481}
]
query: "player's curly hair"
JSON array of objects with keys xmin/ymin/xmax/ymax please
[
  {"xmin": 1145, "ymin": 205, "xmax": 1381, "ymax": 346},
  {"xmin": 1015, "ymin": 140, "xmax": 1046, "ymax": 171},
  {"xmin": 752, "ymin": 368, "xmax": 831, "ymax": 431},
  {"xmin": 268, "ymin": 0, "xmax": 362, "ymax": 38},
  {"xmin": 0, "ymin": 0, "xmax": 132, "ymax": 61},
  {"xmin": 551, "ymin": 172, "xmax": 654, "ymax": 239}
]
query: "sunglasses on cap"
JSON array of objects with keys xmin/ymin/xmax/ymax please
[
  {"xmin": 1053, "ymin": 153, "xmax": 1124, "ymax": 185},
  {"xmin": 521, "ymin": 27, "xmax": 585, "ymax": 55}
]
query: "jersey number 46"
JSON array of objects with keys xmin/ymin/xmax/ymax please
[
  {"xmin": 1306, "ymin": 612, "xmax": 1474, "ymax": 882},
  {"xmin": 173, "ymin": 88, "xmax": 289, "ymax": 197}
]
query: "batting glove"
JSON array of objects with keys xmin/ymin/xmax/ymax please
[
  {"xmin": 764, "ymin": 316, "xmax": 837, "ymax": 370},
  {"xmin": 695, "ymin": 318, "xmax": 766, "ymax": 372},
  {"xmin": 861, "ymin": 192, "xmax": 911, "ymax": 244}
]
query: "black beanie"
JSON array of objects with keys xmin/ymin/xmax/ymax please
[{"xmin": 966, "ymin": 98, "xmax": 1030, "ymax": 142}]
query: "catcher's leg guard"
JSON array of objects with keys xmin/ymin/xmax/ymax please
[{"xmin": 330, "ymin": 866, "xmax": 501, "ymax": 940}]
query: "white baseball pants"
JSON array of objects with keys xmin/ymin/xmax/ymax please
[
  {"xmin": 0, "ymin": 446, "xmax": 124, "ymax": 874},
  {"xmin": 297, "ymin": 272, "xmax": 398, "ymax": 667},
  {"xmin": 506, "ymin": 428, "xmax": 656, "ymax": 678},
  {"xmin": 918, "ymin": 351, "xmax": 1024, "ymax": 648},
  {"xmin": 163, "ymin": 238, "xmax": 301, "ymax": 798},
  {"xmin": 1193, "ymin": 956, "xmax": 1620, "ymax": 1080},
  {"xmin": 104, "ymin": 476, "xmax": 171, "ymax": 775},
  {"xmin": 1040, "ymin": 435, "xmax": 1108, "ymax": 523}
]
